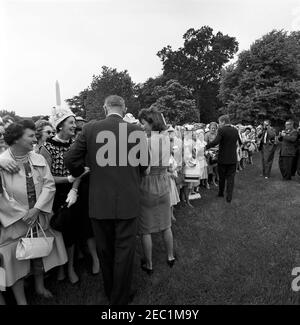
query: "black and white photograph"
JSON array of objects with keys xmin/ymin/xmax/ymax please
[{"xmin": 1, "ymin": 0, "xmax": 300, "ymax": 310}]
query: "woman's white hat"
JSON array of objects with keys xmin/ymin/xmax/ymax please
[
  {"xmin": 50, "ymin": 106, "xmax": 75, "ymax": 128},
  {"xmin": 123, "ymin": 113, "xmax": 139, "ymax": 124}
]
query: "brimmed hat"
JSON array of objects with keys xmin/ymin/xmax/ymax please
[
  {"xmin": 123, "ymin": 113, "xmax": 139, "ymax": 124},
  {"xmin": 75, "ymin": 116, "xmax": 87, "ymax": 122},
  {"xmin": 50, "ymin": 106, "xmax": 75, "ymax": 128}
]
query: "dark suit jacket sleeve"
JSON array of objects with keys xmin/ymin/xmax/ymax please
[
  {"xmin": 282, "ymin": 130, "xmax": 298, "ymax": 143},
  {"xmin": 64, "ymin": 126, "xmax": 87, "ymax": 177},
  {"xmin": 206, "ymin": 129, "xmax": 222, "ymax": 149}
]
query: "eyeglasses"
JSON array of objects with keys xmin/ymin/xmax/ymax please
[{"xmin": 44, "ymin": 131, "xmax": 55, "ymax": 135}]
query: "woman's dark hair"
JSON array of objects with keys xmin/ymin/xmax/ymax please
[
  {"xmin": 138, "ymin": 107, "xmax": 167, "ymax": 132},
  {"xmin": 4, "ymin": 119, "xmax": 36, "ymax": 146}
]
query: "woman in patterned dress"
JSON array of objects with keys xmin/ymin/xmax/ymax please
[{"xmin": 40, "ymin": 107, "xmax": 99, "ymax": 284}]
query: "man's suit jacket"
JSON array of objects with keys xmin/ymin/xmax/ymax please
[
  {"xmin": 258, "ymin": 127, "xmax": 276, "ymax": 151},
  {"xmin": 64, "ymin": 114, "xmax": 149, "ymax": 220},
  {"xmin": 206, "ymin": 125, "xmax": 241, "ymax": 165},
  {"xmin": 278, "ymin": 129, "xmax": 298, "ymax": 157}
]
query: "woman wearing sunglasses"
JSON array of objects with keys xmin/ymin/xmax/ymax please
[{"xmin": 34, "ymin": 120, "xmax": 55, "ymax": 154}]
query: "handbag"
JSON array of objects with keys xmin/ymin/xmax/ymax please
[
  {"xmin": 49, "ymin": 202, "xmax": 71, "ymax": 232},
  {"xmin": 16, "ymin": 222, "xmax": 54, "ymax": 260},
  {"xmin": 184, "ymin": 159, "xmax": 201, "ymax": 182},
  {"xmin": 209, "ymin": 151, "xmax": 218, "ymax": 165}
]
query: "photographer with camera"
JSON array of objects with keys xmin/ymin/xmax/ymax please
[
  {"xmin": 278, "ymin": 119, "xmax": 298, "ymax": 181},
  {"xmin": 257, "ymin": 120, "xmax": 276, "ymax": 179}
]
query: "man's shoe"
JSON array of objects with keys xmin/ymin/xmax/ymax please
[{"xmin": 226, "ymin": 196, "xmax": 232, "ymax": 203}]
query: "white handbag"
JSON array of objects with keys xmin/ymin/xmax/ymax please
[
  {"xmin": 16, "ymin": 223, "xmax": 54, "ymax": 260},
  {"xmin": 184, "ymin": 159, "xmax": 201, "ymax": 182}
]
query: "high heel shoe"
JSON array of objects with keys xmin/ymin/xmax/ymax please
[
  {"xmin": 140, "ymin": 260, "xmax": 153, "ymax": 275},
  {"xmin": 167, "ymin": 257, "xmax": 176, "ymax": 268}
]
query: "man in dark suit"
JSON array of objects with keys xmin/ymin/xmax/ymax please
[
  {"xmin": 257, "ymin": 120, "xmax": 277, "ymax": 179},
  {"xmin": 278, "ymin": 119, "xmax": 298, "ymax": 180},
  {"xmin": 206, "ymin": 115, "xmax": 241, "ymax": 203},
  {"xmin": 64, "ymin": 95, "xmax": 149, "ymax": 305}
]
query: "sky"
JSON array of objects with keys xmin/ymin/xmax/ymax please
[{"xmin": 1, "ymin": 0, "xmax": 300, "ymax": 117}]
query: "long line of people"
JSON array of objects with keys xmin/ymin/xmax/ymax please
[{"xmin": 0, "ymin": 104, "xmax": 299, "ymax": 305}]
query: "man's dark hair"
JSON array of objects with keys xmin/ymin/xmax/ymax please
[
  {"xmin": 4, "ymin": 119, "xmax": 36, "ymax": 146},
  {"xmin": 218, "ymin": 115, "xmax": 231, "ymax": 125}
]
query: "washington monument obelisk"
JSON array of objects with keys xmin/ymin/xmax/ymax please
[{"xmin": 55, "ymin": 80, "xmax": 61, "ymax": 107}]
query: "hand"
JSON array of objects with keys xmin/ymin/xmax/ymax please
[
  {"xmin": 23, "ymin": 208, "xmax": 39, "ymax": 227},
  {"xmin": 0, "ymin": 158, "xmax": 20, "ymax": 174},
  {"xmin": 67, "ymin": 175, "xmax": 76, "ymax": 183},
  {"xmin": 65, "ymin": 188, "xmax": 78, "ymax": 208}
]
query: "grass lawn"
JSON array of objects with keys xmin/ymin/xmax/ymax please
[{"xmin": 25, "ymin": 151, "xmax": 300, "ymax": 305}]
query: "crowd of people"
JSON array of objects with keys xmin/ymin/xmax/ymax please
[{"xmin": 0, "ymin": 97, "xmax": 300, "ymax": 305}]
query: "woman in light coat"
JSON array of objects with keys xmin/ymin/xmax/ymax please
[{"xmin": 0, "ymin": 120, "xmax": 67, "ymax": 304}]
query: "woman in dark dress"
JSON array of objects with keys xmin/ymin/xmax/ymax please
[{"xmin": 40, "ymin": 107, "xmax": 99, "ymax": 284}]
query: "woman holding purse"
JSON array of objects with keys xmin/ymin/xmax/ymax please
[{"xmin": 0, "ymin": 120, "xmax": 67, "ymax": 304}]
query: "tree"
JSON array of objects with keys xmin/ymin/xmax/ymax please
[
  {"xmin": 219, "ymin": 30, "xmax": 300, "ymax": 125},
  {"xmin": 65, "ymin": 88, "xmax": 90, "ymax": 119},
  {"xmin": 157, "ymin": 26, "xmax": 238, "ymax": 122},
  {"xmin": 149, "ymin": 79, "xmax": 199, "ymax": 125},
  {"xmin": 136, "ymin": 75, "xmax": 168, "ymax": 109},
  {"xmin": 66, "ymin": 66, "xmax": 140, "ymax": 121},
  {"xmin": 0, "ymin": 110, "xmax": 17, "ymax": 118}
]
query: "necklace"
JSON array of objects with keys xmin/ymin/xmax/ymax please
[
  {"xmin": 9, "ymin": 148, "xmax": 32, "ymax": 178},
  {"xmin": 9, "ymin": 148, "xmax": 29, "ymax": 162}
]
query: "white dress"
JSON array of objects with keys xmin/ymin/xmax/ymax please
[{"xmin": 169, "ymin": 156, "xmax": 180, "ymax": 206}]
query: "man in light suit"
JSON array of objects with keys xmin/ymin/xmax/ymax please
[{"xmin": 65, "ymin": 95, "xmax": 149, "ymax": 305}]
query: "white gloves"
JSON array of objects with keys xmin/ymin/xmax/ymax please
[
  {"xmin": 66, "ymin": 188, "xmax": 78, "ymax": 208},
  {"xmin": 67, "ymin": 175, "xmax": 76, "ymax": 183}
]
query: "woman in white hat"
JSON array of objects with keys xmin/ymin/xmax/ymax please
[{"xmin": 40, "ymin": 107, "xmax": 99, "ymax": 284}]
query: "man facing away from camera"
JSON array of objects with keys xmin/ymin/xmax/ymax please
[
  {"xmin": 278, "ymin": 119, "xmax": 298, "ymax": 181},
  {"xmin": 257, "ymin": 120, "xmax": 277, "ymax": 179},
  {"xmin": 206, "ymin": 115, "xmax": 241, "ymax": 203},
  {"xmin": 64, "ymin": 95, "xmax": 149, "ymax": 305}
]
